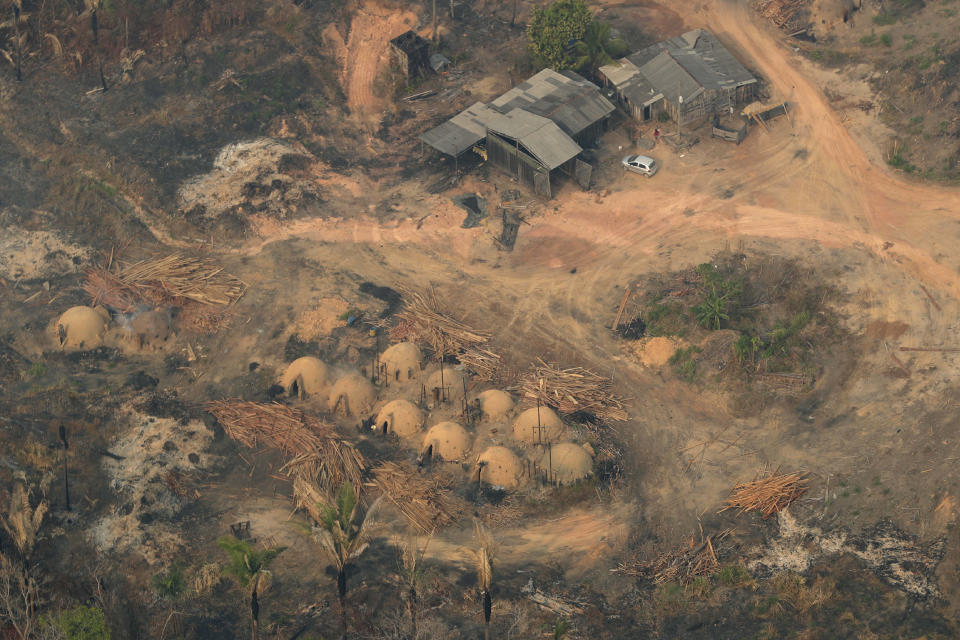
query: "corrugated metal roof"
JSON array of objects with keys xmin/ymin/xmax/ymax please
[
  {"xmin": 420, "ymin": 102, "xmax": 501, "ymax": 157},
  {"xmin": 606, "ymin": 29, "xmax": 755, "ymax": 106},
  {"xmin": 637, "ymin": 50, "xmax": 703, "ymax": 104},
  {"xmin": 486, "ymin": 108, "xmax": 582, "ymax": 170},
  {"xmin": 489, "ymin": 69, "xmax": 614, "ymax": 138}
]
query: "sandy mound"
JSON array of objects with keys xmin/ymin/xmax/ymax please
[
  {"xmin": 292, "ymin": 298, "xmax": 350, "ymax": 339},
  {"xmin": 329, "ymin": 373, "xmax": 377, "ymax": 416},
  {"xmin": 425, "ymin": 367, "xmax": 467, "ymax": 405},
  {"xmin": 539, "ymin": 442, "xmax": 593, "ymax": 485},
  {"xmin": 631, "ymin": 336, "xmax": 686, "ymax": 367},
  {"xmin": 56, "ymin": 306, "xmax": 110, "ymax": 349},
  {"xmin": 0, "ymin": 226, "xmax": 90, "ymax": 281},
  {"xmin": 374, "ymin": 399, "xmax": 423, "ymax": 437},
  {"xmin": 477, "ymin": 446, "xmax": 522, "ymax": 488},
  {"xmin": 89, "ymin": 409, "xmax": 216, "ymax": 564},
  {"xmin": 380, "ymin": 342, "xmax": 422, "ymax": 382},
  {"xmin": 478, "ymin": 389, "xmax": 514, "ymax": 421},
  {"xmin": 279, "ymin": 356, "xmax": 330, "ymax": 400},
  {"xmin": 513, "ymin": 406, "xmax": 566, "ymax": 444},
  {"xmin": 177, "ymin": 138, "xmax": 319, "ymax": 220},
  {"xmin": 422, "ymin": 421, "xmax": 472, "ymax": 461}
]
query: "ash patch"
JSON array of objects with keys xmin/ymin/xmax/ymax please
[
  {"xmin": 749, "ymin": 510, "xmax": 945, "ymax": 600},
  {"xmin": 177, "ymin": 138, "xmax": 320, "ymax": 223},
  {"xmin": 0, "ymin": 226, "xmax": 91, "ymax": 281},
  {"xmin": 88, "ymin": 409, "xmax": 216, "ymax": 564}
]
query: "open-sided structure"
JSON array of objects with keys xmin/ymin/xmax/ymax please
[
  {"xmin": 599, "ymin": 29, "xmax": 757, "ymax": 125},
  {"xmin": 420, "ymin": 69, "xmax": 615, "ymax": 197}
]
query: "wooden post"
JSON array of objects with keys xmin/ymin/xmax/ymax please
[
  {"xmin": 59, "ymin": 425, "xmax": 70, "ymax": 511},
  {"xmin": 612, "ymin": 286, "xmax": 632, "ymax": 331}
]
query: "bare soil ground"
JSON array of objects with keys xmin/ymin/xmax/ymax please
[{"xmin": 3, "ymin": 0, "xmax": 960, "ymax": 635}]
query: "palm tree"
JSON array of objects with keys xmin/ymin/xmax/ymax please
[
  {"xmin": 0, "ymin": 474, "xmax": 48, "ymax": 564},
  {"xmin": 573, "ymin": 20, "xmax": 627, "ymax": 81},
  {"xmin": 303, "ymin": 482, "xmax": 383, "ymax": 640},
  {"xmin": 153, "ymin": 564, "xmax": 186, "ymax": 639},
  {"xmin": 216, "ymin": 537, "xmax": 284, "ymax": 640},
  {"xmin": 472, "ymin": 520, "xmax": 496, "ymax": 640},
  {"xmin": 396, "ymin": 529, "xmax": 433, "ymax": 639}
]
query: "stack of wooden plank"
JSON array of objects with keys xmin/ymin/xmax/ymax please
[
  {"xmin": 519, "ymin": 358, "xmax": 628, "ymax": 422},
  {"xmin": 721, "ymin": 469, "xmax": 809, "ymax": 519}
]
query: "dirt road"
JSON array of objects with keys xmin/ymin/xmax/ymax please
[{"xmin": 218, "ymin": 0, "xmax": 960, "ymax": 573}]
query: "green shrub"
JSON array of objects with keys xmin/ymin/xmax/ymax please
[
  {"xmin": 860, "ymin": 32, "xmax": 877, "ymax": 45},
  {"xmin": 880, "ymin": 33, "xmax": 893, "ymax": 47},
  {"xmin": 153, "ymin": 565, "xmax": 186, "ymax": 599},
  {"xmin": 45, "ymin": 605, "xmax": 111, "ymax": 640},
  {"xmin": 657, "ymin": 111, "xmax": 671, "ymax": 123},
  {"xmin": 714, "ymin": 564, "xmax": 753, "ymax": 587},
  {"xmin": 669, "ymin": 346, "xmax": 700, "ymax": 382},
  {"xmin": 873, "ymin": 12, "xmax": 898, "ymax": 24}
]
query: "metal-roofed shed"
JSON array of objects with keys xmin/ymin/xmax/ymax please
[
  {"xmin": 600, "ymin": 28, "xmax": 757, "ymax": 124},
  {"xmin": 486, "ymin": 109, "xmax": 581, "ymax": 170},
  {"xmin": 420, "ymin": 102, "xmax": 501, "ymax": 158},
  {"xmin": 489, "ymin": 69, "xmax": 614, "ymax": 144}
]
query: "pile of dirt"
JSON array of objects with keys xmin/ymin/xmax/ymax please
[
  {"xmin": 0, "ymin": 226, "xmax": 90, "ymax": 281},
  {"xmin": 177, "ymin": 138, "xmax": 320, "ymax": 223},
  {"xmin": 89, "ymin": 408, "xmax": 216, "ymax": 564},
  {"xmin": 631, "ymin": 336, "xmax": 685, "ymax": 367}
]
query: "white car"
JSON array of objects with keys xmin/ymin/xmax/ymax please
[{"xmin": 622, "ymin": 154, "xmax": 659, "ymax": 177}]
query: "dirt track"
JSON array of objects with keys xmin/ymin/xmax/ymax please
[{"xmin": 194, "ymin": 0, "xmax": 960, "ymax": 575}]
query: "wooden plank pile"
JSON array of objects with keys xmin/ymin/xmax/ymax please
[
  {"xmin": 370, "ymin": 461, "xmax": 463, "ymax": 533},
  {"xmin": 519, "ymin": 358, "xmax": 628, "ymax": 422},
  {"xmin": 720, "ymin": 469, "xmax": 809, "ymax": 519},
  {"xmin": 85, "ymin": 254, "xmax": 246, "ymax": 312},
  {"xmin": 753, "ymin": 0, "xmax": 806, "ymax": 28},
  {"xmin": 205, "ymin": 401, "xmax": 329, "ymax": 455},
  {"xmin": 616, "ymin": 529, "xmax": 732, "ymax": 584},
  {"xmin": 206, "ymin": 400, "xmax": 367, "ymax": 492},
  {"xmin": 390, "ymin": 290, "xmax": 490, "ymax": 356}
]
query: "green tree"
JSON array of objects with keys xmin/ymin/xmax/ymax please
[
  {"xmin": 45, "ymin": 605, "xmax": 111, "ymax": 640},
  {"xmin": 693, "ymin": 283, "xmax": 732, "ymax": 330},
  {"xmin": 216, "ymin": 537, "xmax": 284, "ymax": 640},
  {"xmin": 152, "ymin": 564, "xmax": 186, "ymax": 639},
  {"xmin": 302, "ymin": 482, "xmax": 383, "ymax": 640},
  {"xmin": 573, "ymin": 20, "xmax": 626, "ymax": 79},
  {"xmin": 526, "ymin": 0, "xmax": 592, "ymax": 69}
]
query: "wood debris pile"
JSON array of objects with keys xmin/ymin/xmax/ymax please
[
  {"xmin": 281, "ymin": 439, "xmax": 366, "ymax": 493},
  {"xmin": 753, "ymin": 0, "xmax": 807, "ymax": 29},
  {"xmin": 616, "ymin": 529, "xmax": 732, "ymax": 584},
  {"xmin": 206, "ymin": 400, "xmax": 366, "ymax": 492},
  {"xmin": 720, "ymin": 470, "xmax": 809, "ymax": 519},
  {"xmin": 519, "ymin": 359, "xmax": 628, "ymax": 422},
  {"xmin": 205, "ymin": 401, "xmax": 329, "ymax": 455},
  {"xmin": 390, "ymin": 290, "xmax": 506, "ymax": 381},
  {"xmin": 370, "ymin": 461, "xmax": 462, "ymax": 533},
  {"xmin": 390, "ymin": 290, "xmax": 489, "ymax": 354},
  {"xmin": 85, "ymin": 254, "xmax": 246, "ymax": 312}
]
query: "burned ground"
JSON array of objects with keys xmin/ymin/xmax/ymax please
[{"xmin": 2, "ymin": 0, "xmax": 960, "ymax": 637}]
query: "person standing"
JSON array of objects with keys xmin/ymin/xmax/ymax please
[{"xmin": 653, "ymin": 128, "xmax": 660, "ymax": 144}]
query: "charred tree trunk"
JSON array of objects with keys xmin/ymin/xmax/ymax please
[
  {"xmin": 482, "ymin": 590, "xmax": 491, "ymax": 640},
  {"xmin": 338, "ymin": 569, "xmax": 347, "ymax": 640},
  {"xmin": 90, "ymin": 8, "xmax": 98, "ymax": 44},
  {"xmin": 432, "ymin": 0, "xmax": 437, "ymax": 42},
  {"xmin": 12, "ymin": 5, "xmax": 22, "ymax": 82},
  {"xmin": 407, "ymin": 585, "xmax": 418, "ymax": 639},
  {"xmin": 511, "ymin": 0, "xmax": 517, "ymax": 27},
  {"xmin": 98, "ymin": 58, "xmax": 108, "ymax": 91},
  {"xmin": 250, "ymin": 584, "xmax": 260, "ymax": 640}
]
